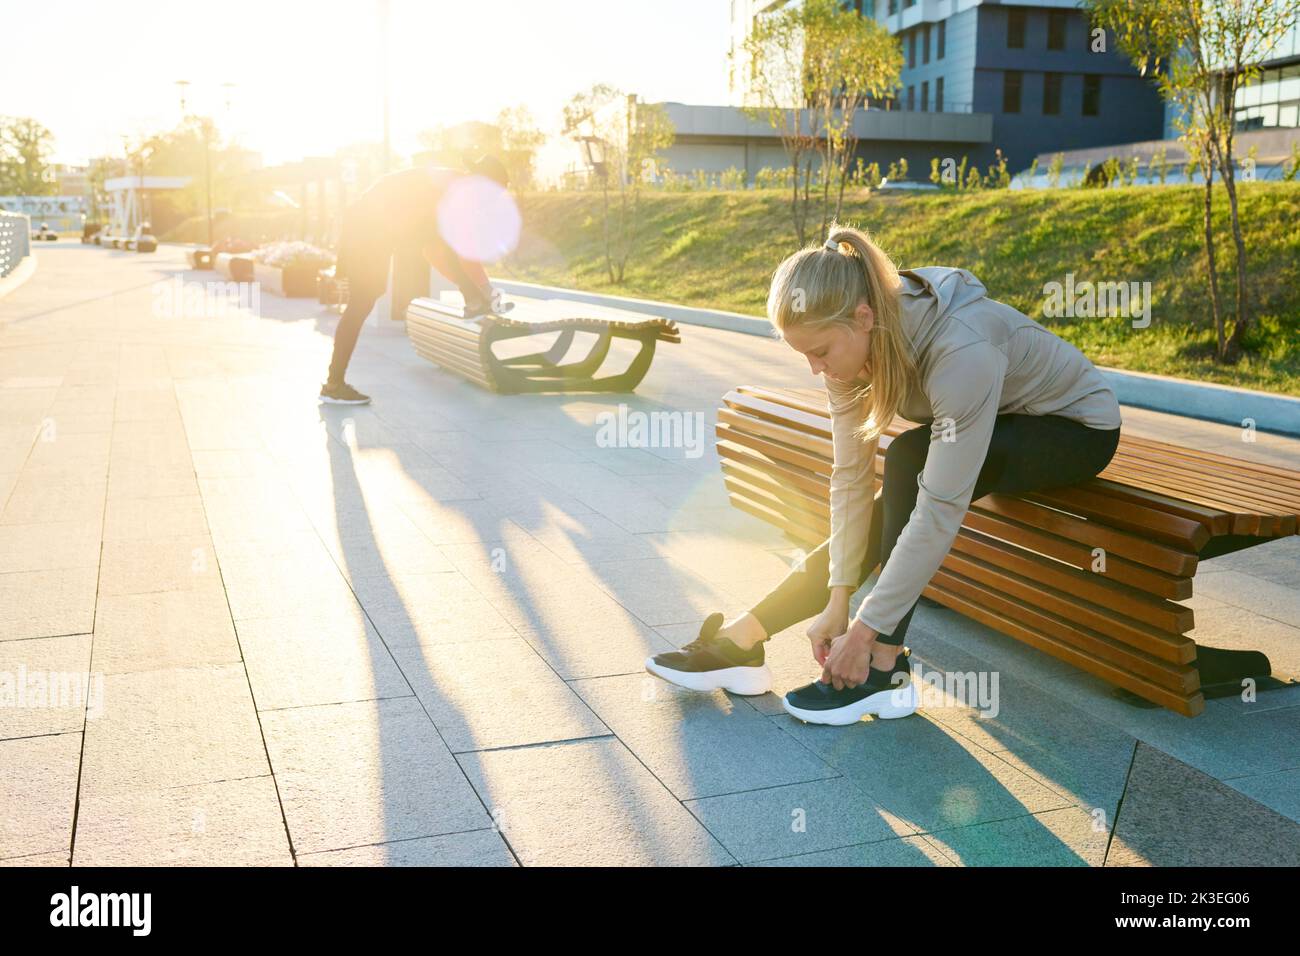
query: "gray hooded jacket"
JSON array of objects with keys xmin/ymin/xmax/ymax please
[{"xmin": 826, "ymin": 266, "xmax": 1122, "ymax": 636}]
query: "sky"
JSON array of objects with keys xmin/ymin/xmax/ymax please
[{"xmin": 2, "ymin": 0, "xmax": 732, "ymax": 180}]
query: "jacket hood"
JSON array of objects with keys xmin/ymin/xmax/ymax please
[{"xmin": 897, "ymin": 266, "xmax": 989, "ymax": 358}]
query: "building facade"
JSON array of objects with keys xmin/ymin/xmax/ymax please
[{"xmin": 722, "ymin": 0, "xmax": 1166, "ymax": 174}]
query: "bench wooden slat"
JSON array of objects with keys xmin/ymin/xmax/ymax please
[{"xmin": 926, "ymin": 573, "xmax": 1204, "ymax": 717}]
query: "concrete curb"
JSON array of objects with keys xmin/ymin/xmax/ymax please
[
  {"xmin": 491, "ymin": 278, "xmax": 777, "ymax": 338},
  {"xmin": 0, "ymin": 254, "xmax": 37, "ymax": 301},
  {"xmin": 1097, "ymin": 365, "xmax": 1300, "ymax": 438}
]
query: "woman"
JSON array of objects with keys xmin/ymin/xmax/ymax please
[{"xmin": 646, "ymin": 224, "xmax": 1122, "ymax": 726}]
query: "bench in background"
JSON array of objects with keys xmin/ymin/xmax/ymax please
[{"xmin": 405, "ymin": 296, "xmax": 680, "ymax": 394}]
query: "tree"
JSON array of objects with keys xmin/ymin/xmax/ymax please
[
  {"xmin": 737, "ymin": 0, "xmax": 902, "ymax": 245},
  {"xmin": 562, "ymin": 84, "xmax": 675, "ymax": 284},
  {"xmin": 1086, "ymin": 0, "xmax": 1299, "ymax": 362},
  {"xmin": 0, "ymin": 116, "xmax": 56, "ymax": 195},
  {"xmin": 496, "ymin": 106, "xmax": 546, "ymax": 190}
]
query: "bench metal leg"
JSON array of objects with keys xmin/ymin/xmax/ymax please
[{"xmin": 1192, "ymin": 645, "xmax": 1273, "ymax": 688}]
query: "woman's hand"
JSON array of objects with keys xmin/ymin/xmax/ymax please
[
  {"xmin": 822, "ymin": 619, "xmax": 877, "ymax": 690},
  {"xmin": 806, "ymin": 592, "xmax": 850, "ymax": 667}
]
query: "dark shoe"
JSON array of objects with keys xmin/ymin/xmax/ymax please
[
  {"xmin": 783, "ymin": 646, "xmax": 918, "ymax": 725},
  {"xmin": 318, "ymin": 381, "xmax": 371, "ymax": 405},
  {"xmin": 645, "ymin": 612, "xmax": 772, "ymax": 695}
]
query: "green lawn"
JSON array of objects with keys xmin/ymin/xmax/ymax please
[{"xmin": 500, "ymin": 184, "xmax": 1300, "ymax": 396}]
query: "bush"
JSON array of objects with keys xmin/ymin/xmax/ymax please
[{"xmin": 253, "ymin": 240, "xmax": 334, "ymax": 270}]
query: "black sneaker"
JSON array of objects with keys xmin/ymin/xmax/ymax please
[
  {"xmin": 645, "ymin": 612, "xmax": 772, "ymax": 695},
  {"xmin": 783, "ymin": 647, "xmax": 918, "ymax": 725},
  {"xmin": 319, "ymin": 381, "xmax": 371, "ymax": 405}
]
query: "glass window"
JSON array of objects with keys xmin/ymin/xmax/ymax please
[
  {"xmin": 1258, "ymin": 68, "xmax": 1280, "ymax": 104},
  {"xmin": 1043, "ymin": 73, "xmax": 1062, "ymax": 115},
  {"xmin": 1008, "ymin": 9, "xmax": 1026, "ymax": 48},
  {"xmin": 921, "ymin": 80, "xmax": 929, "ymax": 111},
  {"xmin": 1262, "ymin": 103, "xmax": 1279, "ymax": 127},
  {"xmin": 1278, "ymin": 103, "xmax": 1298, "ymax": 127},
  {"xmin": 1047, "ymin": 11, "xmax": 1066, "ymax": 50},
  {"xmin": 1082, "ymin": 74, "xmax": 1101, "ymax": 115},
  {"xmin": 936, "ymin": 76, "xmax": 944, "ymax": 111},
  {"xmin": 1004, "ymin": 71, "xmax": 1022, "ymax": 113},
  {"xmin": 923, "ymin": 24, "xmax": 930, "ymax": 64},
  {"xmin": 907, "ymin": 85, "xmax": 915, "ymax": 110},
  {"xmin": 1279, "ymin": 65, "xmax": 1300, "ymax": 101},
  {"xmin": 938, "ymin": 20, "xmax": 946, "ymax": 59},
  {"xmin": 1240, "ymin": 82, "xmax": 1262, "ymax": 107},
  {"xmin": 909, "ymin": 31, "xmax": 916, "ymax": 68}
]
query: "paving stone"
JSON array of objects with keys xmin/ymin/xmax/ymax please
[
  {"xmin": 0, "ymin": 520, "xmax": 101, "ymax": 573},
  {"xmin": 456, "ymin": 737, "xmax": 735, "ymax": 865},
  {"xmin": 392, "ymin": 639, "xmax": 608, "ymax": 752},
  {"xmin": 0, "ymin": 567, "xmax": 98, "ymax": 640},
  {"xmin": 0, "ymin": 733, "xmax": 79, "ymax": 858},
  {"xmin": 92, "ymin": 585, "xmax": 240, "ymax": 674},
  {"xmin": 260, "ymin": 697, "xmax": 490, "ymax": 855},
  {"xmin": 72, "ymin": 776, "xmax": 293, "ymax": 866},
  {"xmin": 1107, "ymin": 744, "xmax": 1300, "ymax": 866},
  {"xmin": 297, "ymin": 829, "xmax": 516, "ymax": 866},
  {"xmin": 0, "ymin": 633, "xmax": 95, "ymax": 738}
]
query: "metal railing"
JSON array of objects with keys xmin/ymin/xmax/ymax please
[{"xmin": 0, "ymin": 211, "xmax": 32, "ymax": 278}]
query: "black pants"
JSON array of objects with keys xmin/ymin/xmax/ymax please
[
  {"xmin": 326, "ymin": 214, "xmax": 490, "ymax": 384},
  {"xmin": 750, "ymin": 414, "xmax": 1121, "ymax": 646}
]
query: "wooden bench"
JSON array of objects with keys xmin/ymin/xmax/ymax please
[
  {"xmin": 405, "ymin": 296, "xmax": 681, "ymax": 394},
  {"xmin": 715, "ymin": 384, "xmax": 1300, "ymax": 717}
]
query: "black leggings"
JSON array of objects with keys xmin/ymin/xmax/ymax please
[{"xmin": 750, "ymin": 414, "xmax": 1121, "ymax": 646}]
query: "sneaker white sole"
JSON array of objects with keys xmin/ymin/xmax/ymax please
[
  {"xmin": 644, "ymin": 657, "xmax": 772, "ymax": 696},
  {"xmin": 782, "ymin": 679, "xmax": 920, "ymax": 725},
  {"xmin": 318, "ymin": 395, "xmax": 370, "ymax": 405}
]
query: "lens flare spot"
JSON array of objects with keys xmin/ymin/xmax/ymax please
[{"xmin": 437, "ymin": 175, "xmax": 521, "ymax": 263}]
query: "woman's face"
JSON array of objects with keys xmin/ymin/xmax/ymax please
[{"xmin": 782, "ymin": 300, "xmax": 874, "ymax": 383}]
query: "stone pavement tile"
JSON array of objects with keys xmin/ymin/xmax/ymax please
[
  {"xmin": 24, "ymin": 431, "xmax": 111, "ymax": 469},
  {"xmin": 0, "ymin": 472, "xmax": 18, "ymax": 507},
  {"xmin": 391, "ymin": 639, "xmax": 609, "ymax": 753},
  {"xmin": 102, "ymin": 495, "xmax": 209, "ymax": 540},
  {"xmin": 1189, "ymin": 606, "xmax": 1300, "ymax": 690},
  {"xmin": 0, "ymin": 473, "xmax": 105, "ymax": 526},
  {"xmin": 218, "ymin": 554, "xmax": 360, "ymax": 623},
  {"xmin": 351, "ymin": 570, "xmax": 520, "ymax": 647},
  {"xmin": 1193, "ymin": 569, "xmax": 1300, "ymax": 628},
  {"xmin": 236, "ymin": 612, "xmax": 411, "ymax": 711},
  {"xmin": 297, "ymin": 829, "xmax": 517, "ymax": 866},
  {"xmin": 905, "ymin": 637, "xmax": 1137, "ymax": 815},
  {"xmin": 1199, "ymin": 536, "xmax": 1300, "ymax": 590},
  {"xmin": 107, "ymin": 466, "xmax": 201, "ymax": 501},
  {"xmin": 922, "ymin": 806, "xmax": 1112, "ymax": 866},
  {"xmin": 190, "ymin": 448, "xmax": 280, "ymax": 479},
  {"xmin": 748, "ymin": 833, "xmax": 955, "ymax": 866},
  {"xmin": 40, "ymin": 413, "xmax": 115, "ymax": 437},
  {"xmin": 456, "ymin": 736, "xmax": 735, "ymax": 865},
  {"xmin": 98, "ymin": 535, "xmax": 219, "ymax": 596},
  {"xmin": 0, "ymin": 732, "xmax": 80, "ymax": 859},
  {"xmin": 519, "ymin": 512, "xmax": 661, "ymax": 567},
  {"xmin": 780, "ymin": 711, "xmax": 1074, "ymax": 834},
  {"xmin": 515, "ymin": 607, "xmax": 676, "ymax": 681},
  {"xmin": 587, "ymin": 447, "xmax": 691, "ymax": 478},
  {"xmin": 79, "ymin": 664, "xmax": 268, "ymax": 797},
  {"xmin": 72, "ymin": 775, "xmax": 293, "ymax": 866},
  {"xmin": 0, "ymin": 567, "xmax": 98, "ymax": 640},
  {"xmin": 684, "ymin": 776, "xmax": 923, "ymax": 863},
  {"xmin": 1, "ymin": 851, "xmax": 71, "ymax": 866},
  {"xmin": 325, "ymin": 532, "xmax": 457, "ymax": 581},
  {"xmin": 0, "ymin": 430, "xmax": 36, "ymax": 472},
  {"xmin": 578, "ymin": 555, "xmax": 747, "ymax": 627},
  {"xmin": 1106, "ymin": 744, "xmax": 1300, "ymax": 866},
  {"xmin": 400, "ymin": 498, "xmax": 554, "ymax": 545},
  {"xmin": 572, "ymin": 672, "xmax": 834, "ymax": 800},
  {"xmin": 0, "ymin": 633, "xmax": 94, "ymax": 738},
  {"xmin": 0, "ymin": 520, "xmax": 101, "ymax": 573},
  {"xmin": 260, "ymin": 697, "xmax": 490, "ymax": 855},
  {"xmin": 1224, "ymin": 767, "xmax": 1300, "ymax": 823},
  {"xmin": 92, "ymin": 585, "xmax": 240, "ymax": 674}
]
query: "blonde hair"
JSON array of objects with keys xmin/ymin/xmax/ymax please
[{"xmin": 766, "ymin": 223, "xmax": 915, "ymax": 443}]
